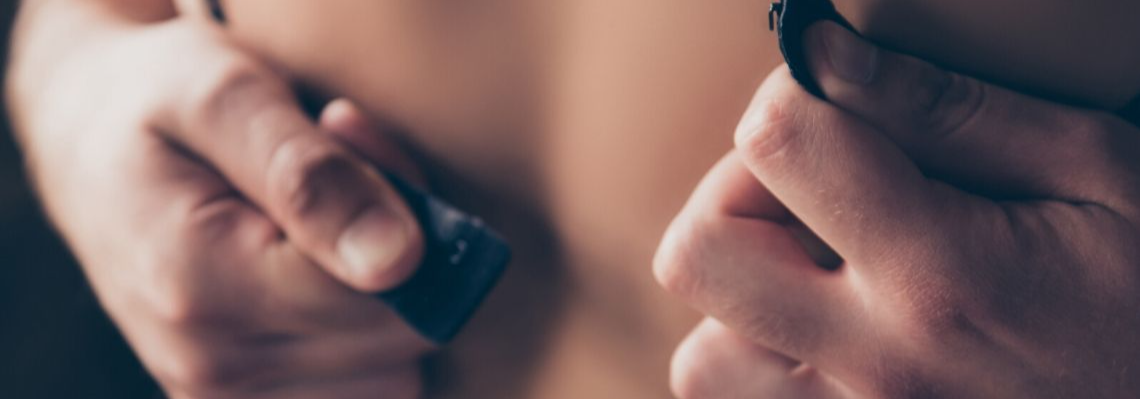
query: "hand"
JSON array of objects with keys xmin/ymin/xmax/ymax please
[
  {"xmin": 8, "ymin": 6, "xmax": 429, "ymax": 399},
  {"xmin": 655, "ymin": 21, "xmax": 1140, "ymax": 399}
]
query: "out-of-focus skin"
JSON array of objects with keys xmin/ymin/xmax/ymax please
[
  {"xmin": 218, "ymin": 0, "xmax": 1140, "ymax": 398},
  {"xmin": 223, "ymin": 1, "xmax": 777, "ymax": 398},
  {"xmin": 7, "ymin": 1, "xmax": 439, "ymax": 398},
  {"xmin": 9, "ymin": 0, "xmax": 1138, "ymax": 397}
]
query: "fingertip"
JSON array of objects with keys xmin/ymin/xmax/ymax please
[
  {"xmin": 319, "ymin": 98, "xmax": 371, "ymax": 136},
  {"xmin": 335, "ymin": 204, "xmax": 425, "ymax": 293},
  {"xmin": 800, "ymin": 21, "xmax": 892, "ymax": 119},
  {"xmin": 671, "ymin": 318, "xmax": 800, "ymax": 399},
  {"xmin": 316, "ymin": 99, "xmax": 427, "ymax": 188},
  {"xmin": 670, "ymin": 319, "xmax": 723, "ymax": 399},
  {"xmin": 802, "ymin": 22, "xmax": 833, "ymax": 90}
]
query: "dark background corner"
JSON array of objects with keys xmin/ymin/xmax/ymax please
[{"xmin": 1, "ymin": 2, "xmax": 160, "ymax": 398}]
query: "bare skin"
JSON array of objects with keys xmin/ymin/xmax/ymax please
[
  {"xmin": 219, "ymin": 0, "xmax": 1140, "ymax": 398},
  {"xmin": 221, "ymin": 1, "xmax": 779, "ymax": 397},
  {"xmin": 8, "ymin": 2, "xmax": 435, "ymax": 398},
  {"xmin": 8, "ymin": 0, "xmax": 1140, "ymax": 397},
  {"xmin": 659, "ymin": 23, "xmax": 1140, "ymax": 398}
]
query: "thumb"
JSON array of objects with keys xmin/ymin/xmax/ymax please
[
  {"xmin": 802, "ymin": 21, "xmax": 1140, "ymax": 205},
  {"xmin": 160, "ymin": 56, "xmax": 424, "ymax": 293}
]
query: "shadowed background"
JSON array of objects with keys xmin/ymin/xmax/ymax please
[{"xmin": 0, "ymin": 3, "xmax": 160, "ymax": 398}]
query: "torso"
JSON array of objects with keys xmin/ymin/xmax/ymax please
[
  {"xmin": 222, "ymin": 1, "xmax": 779, "ymax": 396},
  {"xmin": 218, "ymin": 0, "xmax": 1139, "ymax": 396}
]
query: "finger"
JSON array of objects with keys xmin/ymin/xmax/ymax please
[
  {"xmin": 690, "ymin": 152, "xmax": 789, "ymax": 222},
  {"xmin": 137, "ymin": 223, "xmax": 427, "ymax": 397},
  {"xmin": 319, "ymin": 99, "xmax": 425, "ymax": 187},
  {"xmin": 670, "ymin": 318, "xmax": 854, "ymax": 399},
  {"xmin": 155, "ymin": 50, "xmax": 423, "ymax": 293},
  {"xmin": 734, "ymin": 67, "xmax": 971, "ymax": 266},
  {"xmin": 125, "ymin": 143, "xmax": 396, "ymax": 329},
  {"xmin": 694, "ymin": 153, "xmax": 842, "ymax": 268},
  {"xmin": 106, "ymin": 139, "xmax": 309, "ymax": 393},
  {"xmin": 140, "ymin": 138, "xmax": 408, "ymax": 332},
  {"xmin": 803, "ymin": 21, "xmax": 1140, "ymax": 207},
  {"xmin": 106, "ymin": 135, "xmax": 276, "ymax": 366},
  {"xmin": 113, "ymin": 136, "xmax": 279, "ymax": 331},
  {"xmin": 655, "ymin": 162, "xmax": 865, "ymax": 369}
]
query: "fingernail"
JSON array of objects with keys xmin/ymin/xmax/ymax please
[
  {"xmin": 338, "ymin": 206, "xmax": 413, "ymax": 281},
  {"xmin": 817, "ymin": 23, "xmax": 878, "ymax": 84}
]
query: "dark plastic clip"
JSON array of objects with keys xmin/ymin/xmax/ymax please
[{"xmin": 379, "ymin": 175, "xmax": 511, "ymax": 344}]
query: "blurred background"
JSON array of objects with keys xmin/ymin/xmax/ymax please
[{"xmin": 0, "ymin": 3, "xmax": 161, "ymax": 398}]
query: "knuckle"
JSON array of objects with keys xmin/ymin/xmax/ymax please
[
  {"xmin": 669, "ymin": 366, "xmax": 709, "ymax": 399},
  {"xmin": 143, "ymin": 205, "xmax": 250, "ymax": 328},
  {"xmin": 736, "ymin": 98, "xmax": 800, "ymax": 163},
  {"xmin": 909, "ymin": 69, "xmax": 987, "ymax": 144},
  {"xmin": 150, "ymin": 278, "xmax": 224, "ymax": 329},
  {"xmin": 163, "ymin": 353, "xmax": 231, "ymax": 392},
  {"xmin": 653, "ymin": 216, "xmax": 713, "ymax": 300},
  {"xmin": 1059, "ymin": 113, "xmax": 1140, "ymax": 217},
  {"xmin": 875, "ymin": 261, "xmax": 977, "ymax": 345},
  {"xmin": 890, "ymin": 267, "xmax": 1009, "ymax": 352},
  {"xmin": 1063, "ymin": 111, "xmax": 1127, "ymax": 167},
  {"xmin": 183, "ymin": 54, "xmax": 281, "ymax": 130},
  {"xmin": 1043, "ymin": 110, "xmax": 1120, "ymax": 167},
  {"xmin": 1059, "ymin": 110, "xmax": 1114, "ymax": 140},
  {"xmin": 907, "ymin": 299, "xmax": 984, "ymax": 348},
  {"xmin": 182, "ymin": 197, "xmax": 264, "ymax": 245},
  {"xmin": 670, "ymin": 321, "xmax": 806, "ymax": 399},
  {"xmin": 669, "ymin": 333, "xmax": 720, "ymax": 399},
  {"xmin": 738, "ymin": 311, "xmax": 814, "ymax": 355},
  {"xmin": 266, "ymin": 135, "xmax": 361, "ymax": 223},
  {"xmin": 140, "ymin": 241, "xmax": 212, "ymax": 327},
  {"xmin": 875, "ymin": 202, "xmax": 1004, "ymax": 342}
]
